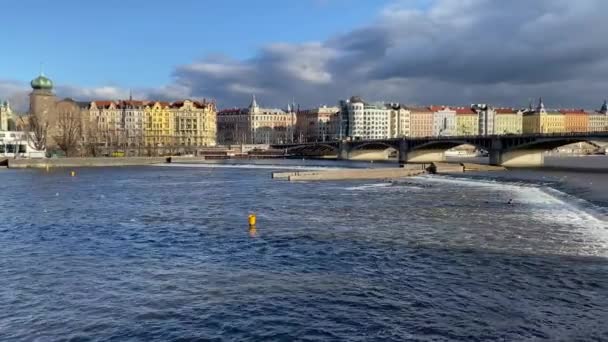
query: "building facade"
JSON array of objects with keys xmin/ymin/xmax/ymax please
[
  {"xmin": 144, "ymin": 101, "xmax": 173, "ymax": 147},
  {"xmin": 0, "ymin": 100, "xmax": 14, "ymax": 131},
  {"xmin": 494, "ymin": 108, "xmax": 523, "ymax": 134},
  {"xmin": 171, "ymin": 100, "xmax": 217, "ymax": 147},
  {"xmin": 408, "ymin": 107, "xmax": 434, "ymax": 137},
  {"xmin": 296, "ymin": 105, "xmax": 340, "ymax": 142},
  {"xmin": 431, "ymin": 106, "xmax": 457, "ymax": 137},
  {"xmin": 217, "ymin": 96, "xmax": 296, "ymax": 145},
  {"xmin": 346, "ymin": 96, "xmax": 390, "ymax": 140},
  {"xmin": 388, "ymin": 104, "xmax": 410, "ymax": 138},
  {"xmin": 456, "ymin": 107, "xmax": 479, "ymax": 136},
  {"xmin": 472, "ymin": 104, "xmax": 496, "ymax": 135},
  {"xmin": 523, "ymin": 99, "xmax": 565, "ymax": 134},
  {"xmin": 561, "ymin": 109, "xmax": 589, "ymax": 133}
]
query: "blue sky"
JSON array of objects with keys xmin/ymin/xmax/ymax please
[{"xmin": 1, "ymin": 0, "xmax": 393, "ymax": 88}]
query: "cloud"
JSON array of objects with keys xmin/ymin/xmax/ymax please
[
  {"xmin": 3, "ymin": 0, "xmax": 608, "ymax": 111},
  {"xmin": 161, "ymin": 0, "xmax": 608, "ymax": 109}
]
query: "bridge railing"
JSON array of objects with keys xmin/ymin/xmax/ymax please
[{"xmin": 273, "ymin": 130, "xmax": 608, "ymax": 146}]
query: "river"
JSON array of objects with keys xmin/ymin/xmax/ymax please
[{"xmin": 0, "ymin": 157, "xmax": 607, "ymax": 341}]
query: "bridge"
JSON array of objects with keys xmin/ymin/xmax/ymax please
[{"xmin": 272, "ymin": 132, "xmax": 608, "ymax": 167}]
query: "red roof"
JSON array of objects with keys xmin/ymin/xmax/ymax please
[
  {"xmin": 91, "ymin": 100, "xmax": 115, "ymax": 108},
  {"xmin": 429, "ymin": 105, "xmax": 450, "ymax": 112},
  {"xmin": 559, "ymin": 109, "xmax": 587, "ymax": 114},
  {"xmin": 495, "ymin": 108, "xmax": 516, "ymax": 114},
  {"xmin": 455, "ymin": 108, "xmax": 476, "ymax": 115},
  {"xmin": 408, "ymin": 107, "xmax": 433, "ymax": 113}
]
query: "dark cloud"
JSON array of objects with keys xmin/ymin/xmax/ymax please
[{"xmin": 164, "ymin": 0, "xmax": 608, "ymax": 109}]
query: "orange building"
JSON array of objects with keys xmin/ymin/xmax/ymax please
[
  {"xmin": 560, "ymin": 109, "xmax": 589, "ymax": 133},
  {"xmin": 408, "ymin": 107, "xmax": 434, "ymax": 137}
]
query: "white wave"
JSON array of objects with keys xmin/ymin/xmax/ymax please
[
  {"xmin": 416, "ymin": 174, "xmax": 608, "ymax": 256},
  {"xmin": 345, "ymin": 183, "xmax": 392, "ymax": 191}
]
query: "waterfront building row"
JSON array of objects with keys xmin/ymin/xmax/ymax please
[{"xmin": 217, "ymin": 96, "xmax": 296, "ymax": 145}]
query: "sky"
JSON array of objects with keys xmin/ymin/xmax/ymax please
[{"xmin": 1, "ymin": 0, "xmax": 608, "ymax": 110}]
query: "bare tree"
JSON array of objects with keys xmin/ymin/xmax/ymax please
[
  {"xmin": 20, "ymin": 115, "xmax": 48, "ymax": 152},
  {"xmin": 54, "ymin": 111, "xmax": 82, "ymax": 157}
]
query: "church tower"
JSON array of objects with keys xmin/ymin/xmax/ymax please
[{"xmin": 29, "ymin": 72, "xmax": 57, "ymax": 125}]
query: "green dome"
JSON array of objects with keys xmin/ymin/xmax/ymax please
[{"xmin": 31, "ymin": 74, "xmax": 53, "ymax": 90}]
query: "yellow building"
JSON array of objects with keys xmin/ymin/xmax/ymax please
[
  {"xmin": 455, "ymin": 108, "xmax": 478, "ymax": 136},
  {"xmin": 170, "ymin": 100, "xmax": 217, "ymax": 147},
  {"xmin": 144, "ymin": 101, "xmax": 173, "ymax": 147},
  {"xmin": 494, "ymin": 108, "xmax": 522, "ymax": 134},
  {"xmin": 588, "ymin": 101, "xmax": 608, "ymax": 132},
  {"xmin": 522, "ymin": 99, "xmax": 565, "ymax": 134}
]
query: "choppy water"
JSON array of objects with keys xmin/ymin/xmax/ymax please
[{"xmin": 1, "ymin": 160, "xmax": 607, "ymax": 341}]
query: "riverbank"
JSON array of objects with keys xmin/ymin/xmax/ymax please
[{"xmin": 6, "ymin": 157, "xmax": 170, "ymax": 168}]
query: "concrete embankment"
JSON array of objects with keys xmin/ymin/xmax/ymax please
[
  {"xmin": 428, "ymin": 162, "xmax": 507, "ymax": 174},
  {"xmin": 7, "ymin": 157, "xmax": 169, "ymax": 169},
  {"xmin": 286, "ymin": 168, "xmax": 426, "ymax": 181},
  {"xmin": 461, "ymin": 163, "xmax": 507, "ymax": 172}
]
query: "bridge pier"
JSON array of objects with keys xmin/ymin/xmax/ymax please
[{"xmin": 489, "ymin": 150, "xmax": 544, "ymax": 167}]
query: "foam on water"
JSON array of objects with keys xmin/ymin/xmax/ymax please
[{"xmin": 414, "ymin": 174, "xmax": 608, "ymax": 256}]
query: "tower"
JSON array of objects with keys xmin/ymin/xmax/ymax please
[
  {"xmin": 536, "ymin": 97, "xmax": 546, "ymax": 114},
  {"xmin": 249, "ymin": 94, "xmax": 259, "ymax": 114},
  {"xmin": 29, "ymin": 72, "xmax": 57, "ymax": 124},
  {"xmin": 600, "ymin": 100, "xmax": 608, "ymax": 114}
]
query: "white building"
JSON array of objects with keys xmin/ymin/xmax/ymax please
[
  {"xmin": 0, "ymin": 100, "xmax": 14, "ymax": 131},
  {"xmin": 388, "ymin": 103, "xmax": 410, "ymax": 138},
  {"xmin": 346, "ymin": 96, "xmax": 391, "ymax": 140},
  {"xmin": 472, "ymin": 104, "xmax": 496, "ymax": 136},
  {"xmin": 431, "ymin": 106, "xmax": 457, "ymax": 136},
  {"xmin": 0, "ymin": 131, "xmax": 46, "ymax": 158}
]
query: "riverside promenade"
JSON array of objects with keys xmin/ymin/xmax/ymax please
[{"xmin": 6, "ymin": 157, "xmax": 170, "ymax": 169}]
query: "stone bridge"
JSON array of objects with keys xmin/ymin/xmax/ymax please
[{"xmin": 272, "ymin": 132, "xmax": 608, "ymax": 167}]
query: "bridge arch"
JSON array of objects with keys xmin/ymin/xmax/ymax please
[
  {"xmin": 505, "ymin": 137, "xmax": 608, "ymax": 152},
  {"xmin": 409, "ymin": 139, "xmax": 490, "ymax": 152}
]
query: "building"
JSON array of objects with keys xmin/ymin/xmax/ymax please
[
  {"xmin": 522, "ymin": 98, "xmax": 565, "ymax": 134},
  {"xmin": 171, "ymin": 99, "xmax": 217, "ymax": 147},
  {"xmin": 119, "ymin": 99, "xmax": 146, "ymax": 147},
  {"xmin": 217, "ymin": 96, "xmax": 296, "ymax": 145},
  {"xmin": 408, "ymin": 107, "xmax": 434, "ymax": 137},
  {"xmin": 494, "ymin": 108, "xmax": 523, "ymax": 134},
  {"xmin": 472, "ymin": 104, "xmax": 495, "ymax": 135},
  {"xmin": 296, "ymin": 105, "xmax": 340, "ymax": 142},
  {"xmin": 431, "ymin": 106, "xmax": 457, "ymax": 137},
  {"xmin": 345, "ymin": 96, "xmax": 390, "ymax": 140},
  {"xmin": 144, "ymin": 101, "xmax": 173, "ymax": 147},
  {"xmin": 456, "ymin": 107, "xmax": 479, "ymax": 136},
  {"xmin": 561, "ymin": 109, "xmax": 589, "ymax": 133},
  {"xmin": 0, "ymin": 100, "xmax": 14, "ymax": 131},
  {"xmin": 589, "ymin": 101, "xmax": 608, "ymax": 132},
  {"xmin": 0, "ymin": 131, "xmax": 45, "ymax": 158},
  {"xmin": 388, "ymin": 103, "xmax": 410, "ymax": 138}
]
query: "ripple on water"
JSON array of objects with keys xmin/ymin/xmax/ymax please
[{"xmin": 0, "ymin": 166, "xmax": 607, "ymax": 341}]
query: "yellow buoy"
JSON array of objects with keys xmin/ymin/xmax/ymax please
[
  {"xmin": 70, "ymin": 171, "xmax": 76, "ymax": 177},
  {"xmin": 248, "ymin": 214, "xmax": 257, "ymax": 226}
]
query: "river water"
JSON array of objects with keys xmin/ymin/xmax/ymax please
[{"xmin": 0, "ymin": 157, "xmax": 607, "ymax": 341}]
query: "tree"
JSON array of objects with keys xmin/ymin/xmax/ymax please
[
  {"xmin": 20, "ymin": 115, "xmax": 48, "ymax": 152},
  {"xmin": 54, "ymin": 111, "xmax": 82, "ymax": 157}
]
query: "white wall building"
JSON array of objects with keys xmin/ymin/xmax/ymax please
[
  {"xmin": 388, "ymin": 103, "xmax": 410, "ymax": 138},
  {"xmin": 431, "ymin": 106, "xmax": 457, "ymax": 136},
  {"xmin": 0, "ymin": 131, "xmax": 46, "ymax": 158},
  {"xmin": 346, "ymin": 96, "xmax": 390, "ymax": 140},
  {"xmin": 472, "ymin": 104, "xmax": 496, "ymax": 136},
  {"xmin": 0, "ymin": 100, "xmax": 14, "ymax": 131}
]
